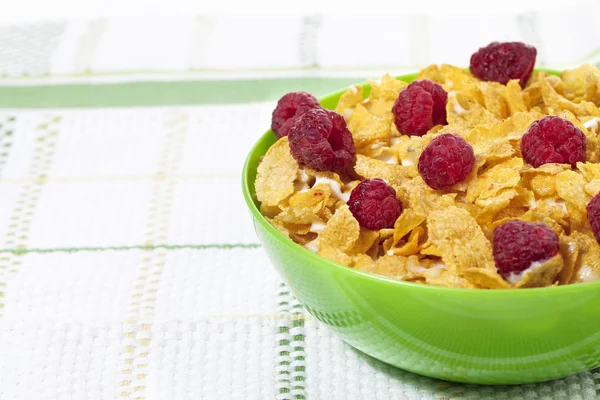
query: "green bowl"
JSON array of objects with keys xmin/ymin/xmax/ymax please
[{"xmin": 241, "ymin": 72, "xmax": 600, "ymax": 385}]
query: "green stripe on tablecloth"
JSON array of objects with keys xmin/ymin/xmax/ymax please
[
  {"xmin": 276, "ymin": 282, "xmax": 307, "ymax": 399},
  {"xmin": 0, "ymin": 77, "xmax": 363, "ymax": 108},
  {"xmin": 0, "ymin": 65, "xmax": 594, "ymax": 109}
]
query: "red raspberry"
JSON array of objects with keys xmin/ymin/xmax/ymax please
[
  {"xmin": 520, "ymin": 116, "xmax": 586, "ymax": 168},
  {"xmin": 587, "ymin": 193, "xmax": 600, "ymax": 245},
  {"xmin": 470, "ymin": 42, "xmax": 537, "ymax": 87},
  {"xmin": 348, "ymin": 179, "xmax": 403, "ymax": 230},
  {"xmin": 288, "ymin": 108, "xmax": 356, "ymax": 172},
  {"xmin": 271, "ymin": 91, "xmax": 321, "ymax": 138},
  {"xmin": 418, "ymin": 134, "xmax": 475, "ymax": 190},
  {"xmin": 392, "ymin": 80, "xmax": 448, "ymax": 137},
  {"xmin": 493, "ymin": 220, "xmax": 559, "ymax": 279}
]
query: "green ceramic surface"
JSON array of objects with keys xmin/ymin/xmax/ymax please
[{"xmin": 242, "ymin": 72, "xmax": 600, "ymax": 385}]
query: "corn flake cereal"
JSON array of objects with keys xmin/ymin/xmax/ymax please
[
  {"xmin": 425, "ymin": 268, "xmax": 476, "ymax": 289},
  {"xmin": 556, "ymin": 170, "xmax": 590, "ymax": 212},
  {"xmin": 335, "ymin": 84, "xmax": 364, "ymax": 120},
  {"xmin": 513, "ymin": 255, "xmax": 564, "ymax": 288},
  {"xmin": 256, "ymin": 61, "xmax": 600, "ymax": 289},
  {"xmin": 400, "ymin": 177, "xmax": 456, "ymax": 217},
  {"xmin": 319, "ymin": 204, "xmax": 360, "ymax": 253},
  {"xmin": 256, "ymin": 137, "xmax": 298, "ymax": 206},
  {"xmin": 557, "ymin": 235, "xmax": 579, "ymax": 284},
  {"xmin": 318, "ymin": 247, "xmax": 353, "ymax": 267},
  {"xmin": 570, "ymin": 232, "xmax": 600, "ymax": 283},
  {"xmin": 461, "ymin": 268, "xmax": 510, "ymax": 289},
  {"xmin": 275, "ymin": 184, "xmax": 332, "ymax": 224},
  {"xmin": 358, "ymin": 254, "xmax": 422, "ymax": 281},
  {"xmin": 505, "ymin": 79, "xmax": 527, "ymax": 114},
  {"xmin": 427, "ymin": 206, "xmax": 495, "ymax": 274},
  {"xmin": 466, "ymin": 158, "xmax": 523, "ymax": 203},
  {"xmin": 354, "ymin": 155, "xmax": 415, "ymax": 187},
  {"xmin": 347, "ymin": 104, "xmax": 392, "ymax": 149},
  {"xmin": 561, "ymin": 64, "xmax": 600, "ymax": 104}
]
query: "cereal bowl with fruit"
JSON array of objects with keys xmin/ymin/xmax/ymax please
[{"xmin": 242, "ymin": 42, "xmax": 600, "ymax": 384}]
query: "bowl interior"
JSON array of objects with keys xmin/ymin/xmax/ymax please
[{"xmin": 241, "ymin": 69, "xmax": 600, "ymax": 295}]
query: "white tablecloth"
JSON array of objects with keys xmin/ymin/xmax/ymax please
[{"xmin": 0, "ymin": 13, "xmax": 599, "ymax": 400}]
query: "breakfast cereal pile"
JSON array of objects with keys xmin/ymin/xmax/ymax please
[{"xmin": 255, "ymin": 42, "xmax": 600, "ymax": 289}]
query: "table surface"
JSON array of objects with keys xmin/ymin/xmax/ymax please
[{"xmin": 0, "ymin": 13, "xmax": 599, "ymax": 400}]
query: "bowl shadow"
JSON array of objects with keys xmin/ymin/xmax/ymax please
[{"xmin": 346, "ymin": 345, "xmax": 600, "ymax": 398}]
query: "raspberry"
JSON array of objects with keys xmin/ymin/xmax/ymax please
[
  {"xmin": 418, "ymin": 134, "xmax": 476, "ymax": 190},
  {"xmin": 271, "ymin": 91, "xmax": 321, "ymax": 138},
  {"xmin": 392, "ymin": 80, "xmax": 448, "ymax": 136},
  {"xmin": 288, "ymin": 108, "xmax": 356, "ymax": 172},
  {"xmin": 470, "ymin": 42, "xmax": 537, "ymax": 87},
  {"xmin": 492, "ymin": 220, "xmax": 559, "ymax": 278},
  {"xmin": 587, "ymin": 193, "xmax": 600, "ymax": 245},
  {"xmin": 520, "ymin": 116, "xmax": 586, "ymax": 168},
  {"xmin": 348, "ymin": 179, "xmax": 403, "ymax": 230}
]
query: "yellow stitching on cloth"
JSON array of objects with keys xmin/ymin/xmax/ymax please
[
  {"xmin": 0, "ymin": 115, "xmax": 60, "ymax": 317},
  {"xmin": 118, "ymin": 111, "xmax": 188, "ymax": 399}
]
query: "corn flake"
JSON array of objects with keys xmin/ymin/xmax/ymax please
[
  {"xmin": 400, "ymin": 177, "xmax": 456, "ymax": 217},
  {"xmin": 447, "ymin": 91, "xmax": 499, "ymax": 128},
  {"xmin": 318, "ymin": 247, "xmax": 353, "ymax": 266},
  {"xmin": 529, "ymin": 174, "xmax": 557, "ymax": 197},
  {"xmin": 359, "ymin": 254, "xmax": 423, "ymax": 281},
  {"xmin": 354, "ymin": 154, "xmax": 416, "ymax": 187},
  {"xmin": 425, "ymin": 268, "xmax": 476, "ymax": 288},
  {"xmin": 335, "ymin": 84, "xmax": 365, "ymax": 120},
  {"xmin": 479, "ymin": 81, "xmax": 509, "ymax": 119},
  {"xmin": 276, "ymin": 184, "xmax": 332, "ymax": 224},
  {"xmin": 388, "ymin": 226, "xmax": 425, "ymax": 256},
  {"xmin": 505, "ymin": 79, "xmax": 527, "ymax": 114},
  {"xmin": 416, "ymin": 65, "xmax": 445, "ymax": 84},
  {"xmin": 557, "ymin": 235, "xmax": 579, "ymax": 285},
  {"xmin": 391, "ymin": 208, "xmax": 426, "ymax": 248},
  {"xmin": 541, "ymin": 72, "xmax": 600, "ymax": 117},
  {"xmin": 351, "ymin": 253, "xmax": 375, "ymax": 270},
  {"xmin": 586, "ymin": 180, "xmax": 600, "ymax": 197},
  {"xmin": 319, "ymin": 205, "xmax": 360, "ymax": 253},
  {"xmin": 350, "ymin": 229, "xmax": 380, "ymax": 254},
  {"xmin": 577, "ymin": 162, "xmax": 600, "ymax": 181},
  {"xmin": 467, "ymin": 158, "xmax": 523, "ymax": 202},
  {"xmin": 556, "ymin": 170, "xmax": 590, "ymax": 212},
  {"xmin": 427, "ymin": 206, "xmax": 496, "ymax": 274},
  {"xmin": 368, "ymin": 74, "xmax": 407, "ymax": 102},
  {"xmin": 256, "ymin": 137, "xmax": 298, "ymax": 206},
  {"xmin": 571, "ymin": 233, "xmax": 600, "ymax": 283},
  {"xmin": 347, "ymin": 104, "xmax": 392, "ymax": 149},
  {"xmin": 561, "ymin": 64, "xmax": 600, "ymax": 104},
  {"xmin": 462, "ymin": 268, "xmax": 511, "ymax": 289},
  {"xmin": 514, "ymin": 255, "xmax": 564, "ymax": 288}
]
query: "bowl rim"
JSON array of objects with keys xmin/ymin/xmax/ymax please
[{"xmin": 242, "ymin": 69, "xmax": 600, "ymax": 296}]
